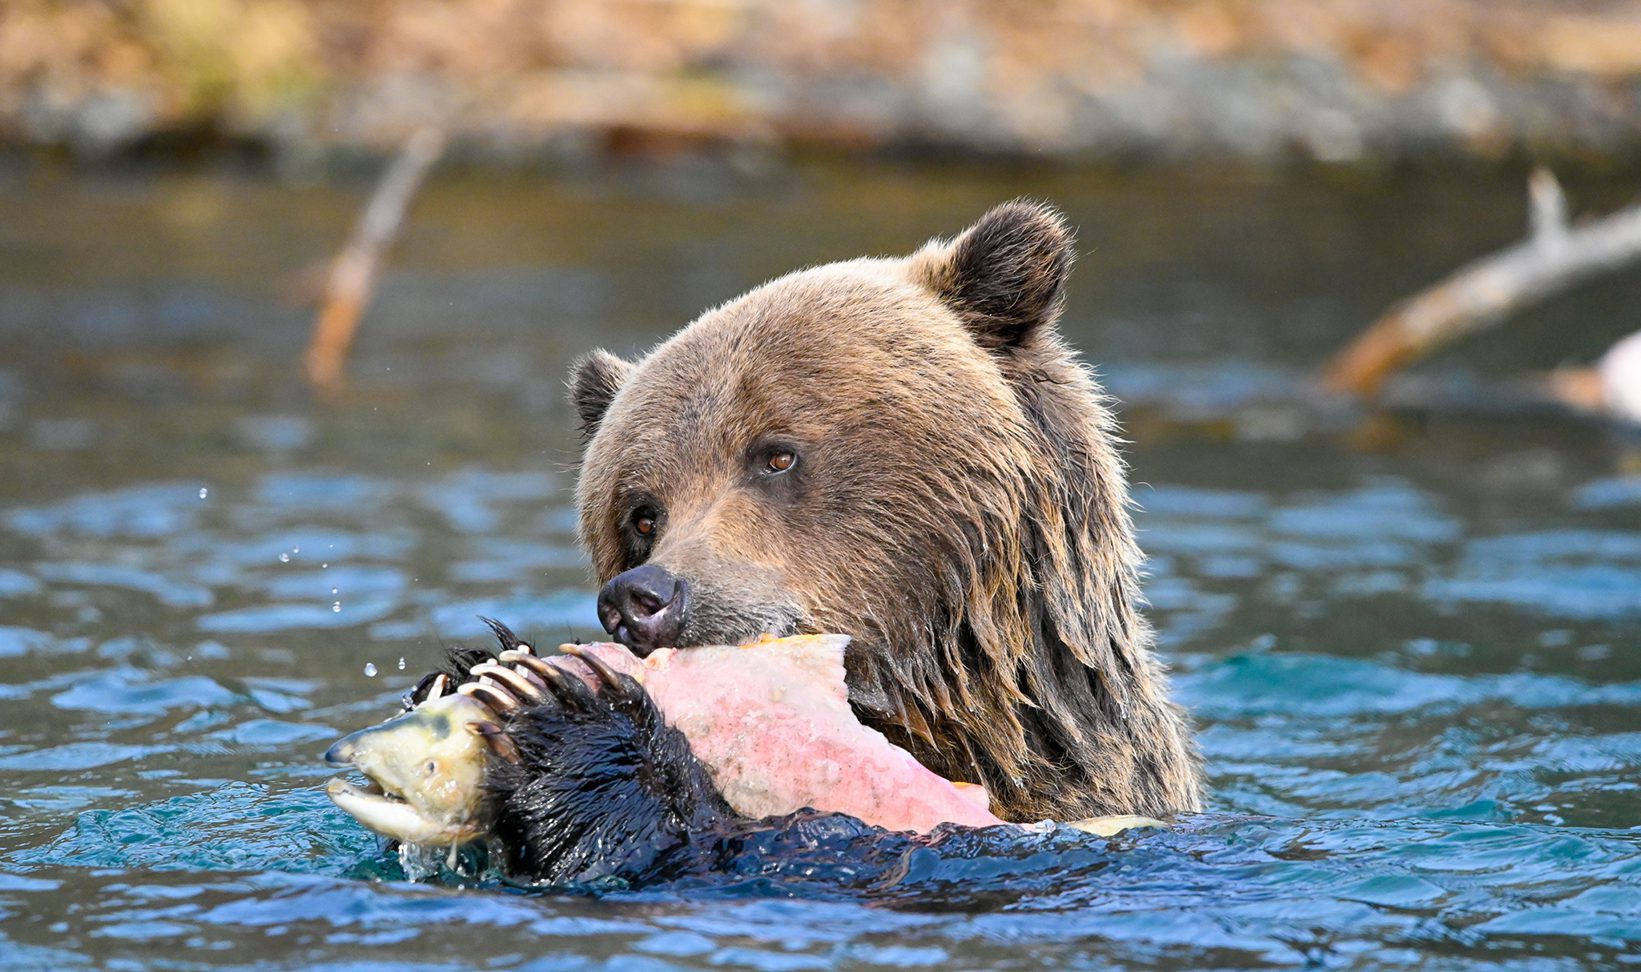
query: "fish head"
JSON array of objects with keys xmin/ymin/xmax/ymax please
[{"xmin": 324, "ymin": 692, "xmax": 493, "ymax": 846}]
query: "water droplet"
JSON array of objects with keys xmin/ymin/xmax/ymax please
[
  {"xmin": 330, "ymin": 587, "xmax": 338, "ymax": 595},
  {"xmin": 292, "ymin": 546, "xmax": 300, "ymax": 554},
  {"xmin": 321, "ymin": 562, "xmax": 328, "ymax": 569},
  {"xmin": 397, "ymin": 657, "xmax": 406, "ymax": 670},
  {"xmin": 198, "ymin": 487, "xmax": 209, "ymax": 499},
  {"xmin": 364, "ymin": 662, "xmax": 378, "ymax": 677},
  {"xmin": 332, "ymin": 601, "xmax": 342, "ymax": 613},
  {"xmin": 277, "ymin": 552, "xmax": 290, "ymax": 563}
]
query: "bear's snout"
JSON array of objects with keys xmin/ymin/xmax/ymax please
[{"xmin": 598, "ymin": 564, "xmax": 688, "ymax": 655}]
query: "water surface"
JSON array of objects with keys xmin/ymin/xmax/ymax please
[{"xmin": 1, "ymin": 161, "xmax": 1639, "ymax": 969}]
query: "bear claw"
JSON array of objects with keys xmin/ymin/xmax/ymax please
[
  {"xmin": 459, "ymin": 680, "xmax": 521, "ymax": 713},
  {"xmin": 501, "ymin": 652, "xmax": 593, "ymax": 710},
  {"xmin": 538, "ymin": 660, "xmax": 602, "ymax": 711},
  {"xmin": 465, "ymin": 719, "xmax": 520, "ymax": 762},
  {"xmin": 469, "ymin": 662, "xmax": 546, "ymax": 705},
  {"xmin": 558, "ymin": 644, "xmax": 624, "ymax": 693}
]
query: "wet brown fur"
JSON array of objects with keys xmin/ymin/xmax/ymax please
[{"xmin": 568, "ymin": 201, "xmax": 1202, "ymax": 821}]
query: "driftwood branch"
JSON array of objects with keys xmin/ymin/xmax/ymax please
[
  {"xmin": 1320, "ymin": 169, "xmax": 1641, "ymax": 397},
  {"xmin": 305, "ymin": 126, "xmax": 446, "ymax": 394}
]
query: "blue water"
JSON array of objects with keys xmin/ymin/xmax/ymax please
[{"xmin": 1, "ymin": 164, "xmax": 1639, "ymax": 969}]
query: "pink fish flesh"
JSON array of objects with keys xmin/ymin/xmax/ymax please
[{"xmin": 557, "ymin": 634, "xmax": 1004, "ymax": 832}]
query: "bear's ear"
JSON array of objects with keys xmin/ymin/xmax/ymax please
[
  {"xmin": 568, "ymin": 349, "xmax": 635, "ymax": 439},
  {"xmin": 910, "ymin": 200, "xmax": 1075, "ymax": 352}
]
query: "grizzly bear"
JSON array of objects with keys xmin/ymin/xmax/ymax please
[{"xmin": 568, "ymin": 201, "xmax": 1201, "ymax": 822}]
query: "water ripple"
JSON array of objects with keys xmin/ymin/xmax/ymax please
[{"xmin": 2, "ymin": 358, "xmax": 1639, "ymax": 968}]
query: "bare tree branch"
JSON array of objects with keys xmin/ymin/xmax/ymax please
[
  {"xmin": 1320, "ymin": 169, "xmax": 1641, "ymax": 397},
  {"xmin": 305, "ymin": 126, "xmax": 446, "ymax": 395}
]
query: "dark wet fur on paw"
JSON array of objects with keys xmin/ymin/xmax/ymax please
[
  {"xmin": 485, "ymin": 664, "xmax": 732, "ymax": 885},
  {"xmin": 396, "ymin": 618, "xmax": 1058, "ymax": 893}
]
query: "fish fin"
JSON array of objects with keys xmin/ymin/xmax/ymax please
[{"xmin": 755, "ymin": 634, "xmax": 853, "ymax": 706}]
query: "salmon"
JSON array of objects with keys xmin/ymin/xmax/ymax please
[{"xmin": 561, "ymin": 634, "xmax": 1005, "ymax": 832}]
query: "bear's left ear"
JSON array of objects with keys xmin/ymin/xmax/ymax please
[
  {"xmin": 568, "ymin": 349, "xmax": 635, "ymax": 440},
  {"xmin": 910, "ymin": 200, "xmax": 1074, "ymax": 352}
]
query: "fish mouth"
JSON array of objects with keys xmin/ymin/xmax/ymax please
[
  {"xmin": 325, "ymin": 773, "xmax": 418, "ymax": 818},
  {"xmin": 323, "ymin": 737, "xmax": 411, "ymax": 812},
  {"xmin": 326, "ymin": 774, "xmax": 405, "ymax": 806},
  {"xmin": 326, "ymin": 775, "xmax": 473, "ymax": 845},
  {"xmin": 324, "ymin": 738, "xmax": 451, "ymax": 842},
  {"xmin": 321, "ymin": 715, "xmax": 440, "ymax": 817}
]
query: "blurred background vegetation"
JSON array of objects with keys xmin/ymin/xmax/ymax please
[{"xmin": 7, "ymin": 0, "xmax": 1641, "ymax": 166}]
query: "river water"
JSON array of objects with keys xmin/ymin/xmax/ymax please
[{"xmin": 1, "ymin": 160, "xmax": 1638, "ymax": 969}]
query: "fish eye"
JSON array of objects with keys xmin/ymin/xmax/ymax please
[
  {"xmin": 764, "ymin": 449, "xmax": 797, "ymax": 474},
  {"xmin": 424, "ymin": 759, "xmax": 438, "ymax": 775}
]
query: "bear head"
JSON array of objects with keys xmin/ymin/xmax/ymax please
[{"xmin": 567, "ymin": 201, "xmax": 1200, "ymax": 821}]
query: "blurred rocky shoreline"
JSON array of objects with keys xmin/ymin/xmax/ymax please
[{"xmin": 8, "ymin": 0, "xmax": 1641, "ymax": 166}]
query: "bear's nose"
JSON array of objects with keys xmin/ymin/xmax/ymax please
[{"xmin": 597, "ymin": 564, "xmax": 687, "ymax": 656}]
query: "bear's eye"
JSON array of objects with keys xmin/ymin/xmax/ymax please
[
  {"xmin": 764, "ymin": 450, "xmax": 797, "ymax": 474},
  {"xmin": 634, "ymin": 514, "xmax": 656, "ymax": 536}
]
